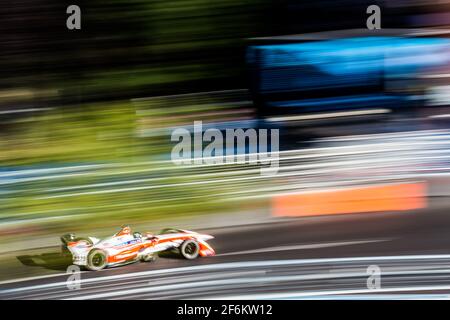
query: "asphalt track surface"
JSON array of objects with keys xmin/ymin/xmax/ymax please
[{"xmin": 3, "ymin": 197, "xmax": 450, "ymax": 299}]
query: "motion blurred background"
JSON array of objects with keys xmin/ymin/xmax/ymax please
[{"xmin": 1, "ymin": 0, "xmax": 450, "ymax": 281}]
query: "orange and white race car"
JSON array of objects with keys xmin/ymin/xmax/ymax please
[{"xmin": 60, "ymin": 226, "xmax": 215, "ymax": 270}]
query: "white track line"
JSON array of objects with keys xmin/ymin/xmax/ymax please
[
  {"xmin": 4, "ymin": 254, "xmax": 450, "ymax": 294},
  {"xmin": 71, "ymin": 269, "xmax": 450, "ymax": 300},
  {"xmin": 0, "ymin": 271, "xmax": 88, "ymax": 286},
  {"xmin": 216, "ymin": 240, "xmax": 389, "ymax": 257},
  {"xmin": 267, "ymin": 109, "xmax": 391, "ymax": 122},
  {"xmin": 211, "ymin": 286, "xmax": 450, "ymax": 300}
]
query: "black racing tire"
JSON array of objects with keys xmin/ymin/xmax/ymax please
[
  {"xmin": 86, "ymin": 249, "xmax": 108, "ymax": 271},
  {"xmin": 180, "ymin": 240, "xmax": 200, "ymax": 260}
]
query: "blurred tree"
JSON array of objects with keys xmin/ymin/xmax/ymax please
[{"xmin": 0, "ymin": 0, "xmax": 434, "ymax": 105}]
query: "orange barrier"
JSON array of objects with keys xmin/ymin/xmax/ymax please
[{"xmin": 272, "ymin": 182, "xmax": 427, "ymax": 217}]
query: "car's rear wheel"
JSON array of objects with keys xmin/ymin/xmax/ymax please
[
  {"xmin": 180, "ymin": 240, "xmax": 200, "ymax": 260},
  {"xmin": 86, "ymin": 249, "xmax": 108, "ymax": 271}
]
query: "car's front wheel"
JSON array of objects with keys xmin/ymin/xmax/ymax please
[
  {"xmin": 86, "ymin": 249, "xmax": 108, "ymax": 271},
  {"xmin": 180, "ymin": 240, "xmax": 200, "ymax": 260}
]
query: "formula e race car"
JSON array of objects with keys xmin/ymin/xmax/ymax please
[{"xmin": 60, "ymin": 226, "xmax": 215, "ymax": 271}]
